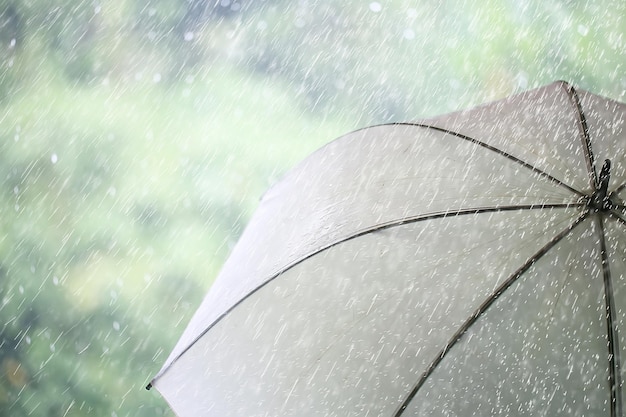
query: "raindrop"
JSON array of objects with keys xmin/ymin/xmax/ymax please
[
  {"xmin": 153, "ymin": 73, "xmax": 162, "ymax": 83},
  {"xmin": 334, "ymin": 79, "xmax": 346, "ymax": 90},
  {"xmin": 18, "ymin": 285, "xmax": 24, "ymax": 294},
  {"xmin": 113, "ymin": 321, "xmax": 120, "ymax": 331},
  {"xmin": 577, "ymin": 24, "xmax": 589, "ymax": 36},
  {"xmin": 53, "ymin": 276, "xmax": 59, "ymax": 285},
  {"xmin": 403, "ymin": 29, "xmax": 415, "ymax": 40},
  {"xmin": 51, "ymin": 153, "xmax": 58, "ymax": 164},
  {"xmin": 369, "ymin": 2, "xmax": 382, "ymax": 12},
  {"xmin": 9, "ymin": 38, "xmax": 16, "ymax": 48},
  {"xmin": 184, "ymin": 32, "xmax": 194, "ymax": 41},
  {"xmin": 294, "ymin": 16, "xmax": 306, "ymax": 28},
  {"xmin": 516, "ymin": 72, "xmax": 529, "ymax": 89},
  {"xmin": 13, "ymin": 186, "xmax": 18, "ymax": 194}
]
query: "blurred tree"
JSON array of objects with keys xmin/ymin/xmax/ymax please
[
  {"xmin": 0, "ymin": 1, "xmax": 623, "ymax": 417},
  {"xmin": 0, "ymin": 3, "xmax": 22, "ymax": 100}
]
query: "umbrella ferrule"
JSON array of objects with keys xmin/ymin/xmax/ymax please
[{"xmin": 590, "ymin": 159, "xmax": 612, "ymax": 211}]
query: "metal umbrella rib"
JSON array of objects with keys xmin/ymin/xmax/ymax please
[
  {"xmin": 597, "ymin": 215, "xmax": 623, "ymax": 417},
  {"xmin": 569, "ymin": 77, "xmax": 623, "ymax": 417},
  {"xmin": 147, "ymin": 203, "xmax": 584, "ymax": 389},
  {"xmin": 407, "ymin": 122, "xmax": 586, "ymax": 197},
  {"xmin": 562, "ymin": 81, "xmax": 598, "ymax": 190}
]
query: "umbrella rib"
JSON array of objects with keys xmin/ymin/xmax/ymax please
[
  {"xmin": 393, "ymin": 210, "xmax": 590, "ymax": 417},
  {"xmin": 147, "ymin": 203, "xmax": 584, "ymax": 389},
  {"xmin": 608, "ymin": 209, "xmax": 626, "ymax": 227},
  {"xmin": 392, "ymin": 122, "xmax": 585, "ymax": 197},
  {"xmin": 596, "ymin": 215, "xmax": 623, "ymax": 417},
  {"xmin": 613, "ymin": 183, "xmax": 626, "ymax": 197},
  {"xmin": 561, "ymin": 81, "xmax": 598, "ymax": 190}
]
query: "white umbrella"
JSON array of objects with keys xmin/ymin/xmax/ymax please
[{"xmin": 148, "ymin": 81, "xmax": 626, "ymax": 416}]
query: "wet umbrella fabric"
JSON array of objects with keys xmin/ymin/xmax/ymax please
[{"xmin": 148, "ymin": 81, "xmax": 626, "ymax": 417}]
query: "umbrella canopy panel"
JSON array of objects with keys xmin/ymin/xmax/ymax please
[{"xmin": 150, "ymin": 82, "xmax": 626, "ymax": 417}]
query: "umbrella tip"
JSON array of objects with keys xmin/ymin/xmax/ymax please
[
  {"xmin": 590, "ymin": 159, "xmax": 612, "ymax": 211},
  {"xmin": 146, "ymin": 382, "xmax": 153, "ymax": 390},
  {"xmin": 599, "ymin": 159, "xmax": 611, "ymax": 190}
]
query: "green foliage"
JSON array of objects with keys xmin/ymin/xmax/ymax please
[
  {"xmin": 239, "ymin": 0, "xmax": 625, "ymax": 122},
  {"xmin": 0, "ymin": 0, "xmax": 623, "ymax": 416}
]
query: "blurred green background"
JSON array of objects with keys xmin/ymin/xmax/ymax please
[{"xmin": 0, "ymin": 0, "xmax": 623, "ymax": 416}]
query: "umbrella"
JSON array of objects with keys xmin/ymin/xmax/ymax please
[{"xmin": 148, "ymin": 81, "xmax": 626, "ymax": 416}]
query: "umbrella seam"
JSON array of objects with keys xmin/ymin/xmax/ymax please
[
  {"xmin": 596, "ymin": 215, "xmax": 623, "ymax": 417},
  {"xmin": 608, "ymin": 210, "xmax": 626, "ymax": 227},
  {"xmin": 265, "ymin": 119, "xmax": 586, "ymax": 199},
  {"xmin": 393, "ymin": 210, "xmax": 590, "ymax": 417},
  {"xmin": 613, "ymin": 184, "xmax": 626, "ymax": 197},
  {"xmin": 148, "ymin": 203, "xmax": 584, "ymax": 389},
  {"xmin": 560, "ymin": 81, "xmax": 598, "ymax": 190},
  {"xmin": 384, "ymin": 122, "xmax": 586, "ymax": 197}
]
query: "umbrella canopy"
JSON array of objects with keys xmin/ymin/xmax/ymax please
[{"xmin": 148, "ymin": 81, "xmax": 626, "ymax": 416}]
